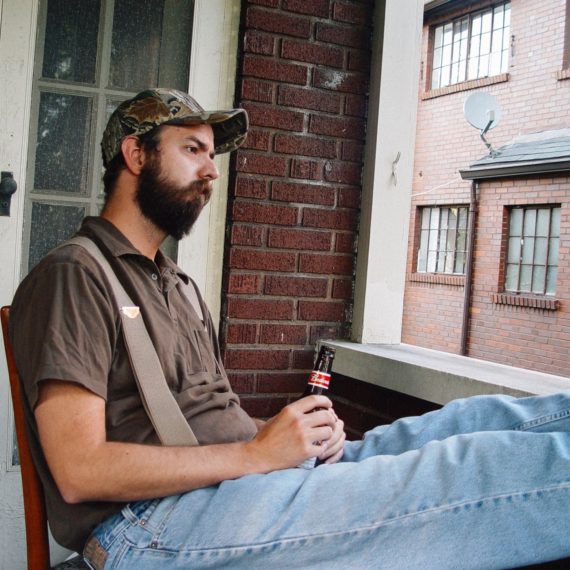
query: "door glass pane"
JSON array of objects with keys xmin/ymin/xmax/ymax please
[
  {"xmin": 521, "ymin": 237, "xmax": 534, "ymax": 264},
  {"xmin": 110, "ymin": 0, "xmax": 164, "ymax": 90},
  {"xmin": 523, "ymin": 208, "xmax": 536, "ymax": 236},
  {"xmin": 507, "ymin": 237, "xmax": 520, "ymax": 263},
  {"xmin": 110, "ymin": 0, "xmax": 193, "ymax": 92},
  {"xmin": 26, "ymin": 0, "xmax": 194, "ymax": 277},
  {"xmin": 505, "ymin": 263, "xmax": 519, "ymax": 291},
  {"xmin": 536, "ymin": 208, "xmax": 550, "ymax": 236},
  {"xmin": 494, "ymin": 5, "xmax": 504, "ymax": 28},
  {"xmin": 548, "ymin": 237, "xmax": 559, "ymax": 265},
  {"xmin": 551, "ymin": 207, "xmax": 561, "ymax": 237},
  {"xmin": 532, "ymin": 265, "xmax": 546, "ymax": 294},
  {"xmin": 42, "ymin": 0, "xmax": 101, "ymax": 83},
  {"xmin": 509, "ymin": 208, "xmax": 522, "ymax": 235},
  {"xmin": 534, "ymin": 237, "xmax": 548, "ymax": 264},
  {"xmin": 427, "ymin": 249, "xmax": 437, "ymax": 272},
  {"xmin": 519, "ymin": 265, "xmax": 532, "ymax": 292},
  {"xmin": 28, "ymin": 203, "xmax": 86, "ymax": 271},
  {"xmin": 454, "ymin": 251, "xmax": 465, "ymax": 273},
  {"xmin": 434, "ymin": 26, "xmax": 443, "ymax": 49},
  {"xmin": 417, "ymin": 230, "xmax": 428, "ymax": 271},
  {"xmin": 34, "ymin": 92, "xmax": 92, "ymax": 193},
  {"xmin": 546, "ymin": 266, "xmax": 557, "ymax": 295},
  {"xmin": 456, "ymin": 228, "xmax": 467, "ymax": 253}
]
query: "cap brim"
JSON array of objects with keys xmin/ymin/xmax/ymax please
[{"xmin": 165, "ymin": 108, "xmax": 248, "ymax": 154}]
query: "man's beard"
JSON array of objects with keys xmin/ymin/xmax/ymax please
[{"xmin": 136, "ymin": 155, "xmax": 212, "ymax": 241}]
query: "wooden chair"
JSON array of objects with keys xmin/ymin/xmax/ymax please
[
  {"xmin": 1, "ymin": 305, "xmax": 89, "ymax": 569},
  {"xmin": 1, "ymin": 305, "xmax": 51, "ymax": 569}
]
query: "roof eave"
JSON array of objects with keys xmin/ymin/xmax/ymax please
[
  {"xmin": 459, "ymin": 159, "xmax": 570, "ymax": 180},
  {"xmin": 424, "ymin": 0, "xmax": 464, "ymax": 16}
]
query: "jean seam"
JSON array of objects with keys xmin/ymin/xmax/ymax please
[
  {"xmin": 513, "ymin": 408, "xmax": 570, "ymax": 431},
  {"xmin": 148, "ymin": 496, "xmax": 182, "ymax": 540},
  {"xmin": 130, "ymin": 482, "xmax": 570, "ymax": 556},
  {"xmin": 108, "ymin": 542, "xmax": 131, "ymax": 570}
]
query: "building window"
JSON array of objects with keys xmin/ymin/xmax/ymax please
[
  {"xmin": 431, "ymin": 1, "xmax": 510, "ymax": 89},
  {"xmin": 505, "ymin": 206, "xmax": 560, "ymax": 296},
  {"xmin": 417, "ymin": 206, "xmax": 469, "ymax": 274}
]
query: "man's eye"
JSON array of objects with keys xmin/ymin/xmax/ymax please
[{"xmin": 186, "ymin": 146, "xmax": 198, "ymax": 153}]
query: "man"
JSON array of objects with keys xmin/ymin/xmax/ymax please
[{"xmin": 9, "ymin": 89, "xmax": 570, "ymax": 569}]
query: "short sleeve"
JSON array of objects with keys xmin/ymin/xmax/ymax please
[{"xmin": 9, "ymin": 248, "xmax": 118, "ymax": 409}]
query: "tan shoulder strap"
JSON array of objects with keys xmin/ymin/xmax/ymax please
[{"xmin": 64, "ymin": 236, "xmax": 199, "ymax": 447}]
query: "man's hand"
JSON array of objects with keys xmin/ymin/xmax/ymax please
[
  {"xmin": 317, "ymin": 408, "xmax": 345, "ymax": 464},
  {"xmin": 246, "ymin": 396, "xmax": 344, "ymax": 470}
]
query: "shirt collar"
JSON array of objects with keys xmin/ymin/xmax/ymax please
[{"xmin": 78, "ymin": 216, "xmax": 190, "ymax": 284}]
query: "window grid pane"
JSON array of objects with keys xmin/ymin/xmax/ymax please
[
  {"xmin": 417, "ymin": 206, "xmax": 469, "ymax": 274},
  {"xmin": 431, "ymin": 2, "xmax": 510, "ymax": 89},
  {"xmin": 505, "ymin": 206, "xmax": 560, "ymax": 295}
]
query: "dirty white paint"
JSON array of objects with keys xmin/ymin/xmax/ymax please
[
  {"xmin": 176, "ymin": 0, "xmax": 242, "ymax": 332},
  {"xmin": 352, "ymin": 0, "xmax": 424, "ymax": 344},
  {"xmin": 0, "ymin": 1, "xmax": 242, "ymax": 566},
  {"xmin": 0, "ymin": 0, "xmax": 38, "ymax": 567},
  {"xmin": 321, "ymin": 71, "xmax": 344, "ymax": 90}
]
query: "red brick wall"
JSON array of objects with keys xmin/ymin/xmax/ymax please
[
  {"xmin": 223, "ymin": 0, "xmax": 374, "ymax": 419},
  {"xmin": 403, "ymin": 0, "xmax": 570, "ymax": 377},
  {"xmin": 468, "ymin": 178, "xmax": 570, "ymax": 376}
]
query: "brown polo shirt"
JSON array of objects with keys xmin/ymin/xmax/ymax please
[{"xmin": 9, "ymin": 217, "xmax": 257, "ymax": 552}]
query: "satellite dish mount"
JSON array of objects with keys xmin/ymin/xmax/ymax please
[{"xmin": 463, "ymin": 92, "xmax": 502, "ymax": 157}]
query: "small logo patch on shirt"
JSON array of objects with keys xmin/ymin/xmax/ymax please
[{"xmin": 121, "ymin": 306, "xmax": 140, "ymax": 319}]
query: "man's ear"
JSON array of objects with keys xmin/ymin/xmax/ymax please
[{"xmin": 121, "ymin": 135, "xmax": 145, "ymax": 175}]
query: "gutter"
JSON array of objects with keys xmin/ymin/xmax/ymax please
[
  {"xmin": 459, "ymin": 159, "xmax": 570, "ymax": 180},
  {"xmin": 460, "ymin": 180, "xmax": 478, "ymax": 356}
]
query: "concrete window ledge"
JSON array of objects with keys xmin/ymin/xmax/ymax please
[{"xmin": 322, "ymin": 340, "xmax": 569, "ymax": 405}]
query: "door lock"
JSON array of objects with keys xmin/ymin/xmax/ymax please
[{"xmin": 0, "ymin": 172, "xmax": 17, "ymax": 216}]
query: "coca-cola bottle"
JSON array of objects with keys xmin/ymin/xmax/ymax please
[{"xmin": 298, "ymin": 345, "xmax": 336, "ymax": 469}]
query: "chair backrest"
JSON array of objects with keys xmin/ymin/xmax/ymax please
[{"xmin": 1, "ymin": 306, "xmax": 51, "ymax": 569}]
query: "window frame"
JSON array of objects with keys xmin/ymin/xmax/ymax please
[
  {"xmin": 503, "ymin": 205, "xmax": 561, "ymax": 297},
  {"xmin": 429, "ymin": 1, "xmax": 511, "ymax": 90},
  {"xmin": 416, "ymin": 205, "xmax": 470, "ymax": 275}
]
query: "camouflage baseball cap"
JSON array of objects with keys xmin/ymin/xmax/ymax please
[{"xmin": 101, "ymin": 88, "xmax": 248, "ymax": 166}]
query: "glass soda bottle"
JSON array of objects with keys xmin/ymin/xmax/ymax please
[{"xmin": 297, "ymin": 345, "xmax": 336, "ymax": 469}]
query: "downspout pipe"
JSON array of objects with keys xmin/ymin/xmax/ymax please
[{"xmin": 460, "ymin": 180, "xmax": 479, "ymax": 356}]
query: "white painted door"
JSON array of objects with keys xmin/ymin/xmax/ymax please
[
  {"xmin": 0, "ymin": 1, "xmax": 38, "ymax": 567},
  {"xmin": 0, "ymin": 0, "xmax": 239, "ymax": 566}
]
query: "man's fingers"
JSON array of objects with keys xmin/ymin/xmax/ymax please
[{"xmin": 294, "ymin": 395, "xmax": 332, "ymax": 414}]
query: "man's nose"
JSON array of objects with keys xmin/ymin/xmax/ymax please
[{"xmin": 201, "ymin": 156, "xmax": 220, "ymax": 181}]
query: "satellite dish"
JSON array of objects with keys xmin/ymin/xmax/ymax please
[
  {"xmin": 464, "ymin": 92, "xmax": 502, "ymax": 156},
  {"xmin": 464, "ymin": 92, "xmax": 501, "ymax": 131}
]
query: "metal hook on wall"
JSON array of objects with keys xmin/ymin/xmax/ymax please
[{"xmin": 391, "ymin": 152, "xmax": 401, "ymax": 186}]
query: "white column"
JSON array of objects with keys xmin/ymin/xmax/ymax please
[{"xmin": 352, "ymin": 0, "xmax": 424, "ymax": 344}]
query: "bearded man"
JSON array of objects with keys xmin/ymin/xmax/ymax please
[{"xmin": 8, "ymin": 89, "xmax": 570, "ymax": 569}]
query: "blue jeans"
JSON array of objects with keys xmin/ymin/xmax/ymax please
[{"xmin": 84, "ymin": 392, "xmax": 570, "ymax": 569}]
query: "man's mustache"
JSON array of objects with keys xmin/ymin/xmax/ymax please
[{"xmin": 190, "ymin": 179, "xmax": 213, "ymax": 203}]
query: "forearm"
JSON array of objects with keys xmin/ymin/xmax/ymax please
[
  {"xmin": 36, "ymin": 381, "xmax": 339, "ymax": 504},
  {"xmin": 62, "ymin": 439, "xmax": 264, "ymax": 503}
]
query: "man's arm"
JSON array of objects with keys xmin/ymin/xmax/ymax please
[{"xmin": 35, "ymin": 380, "xmax": 339, "ymax": 504}]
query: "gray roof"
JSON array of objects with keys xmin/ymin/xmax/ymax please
[{"xmin": 460, "ymin": 128, "xmax": 570, "ymax": 180}]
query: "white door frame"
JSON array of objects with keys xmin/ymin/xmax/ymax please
[
  {"xmin": 0, "ymin": 1, "xmax": 39, "ymax": 566},
  {"xmin": 0, "ymin": 0, "xmax": 241, "ymax": 565},
  {"xmin": 177, "ymin": 0, "xmax": 242, "ymax": 328}
]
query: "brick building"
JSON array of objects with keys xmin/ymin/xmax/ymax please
[{"xmin": 402, "ymin": 0, "xmax": 570, "ymax": 375}]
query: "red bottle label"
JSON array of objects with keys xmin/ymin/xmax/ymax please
[{"xmin": 307, "ymin": 370, "xmax": 330, "ymax": 389}]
